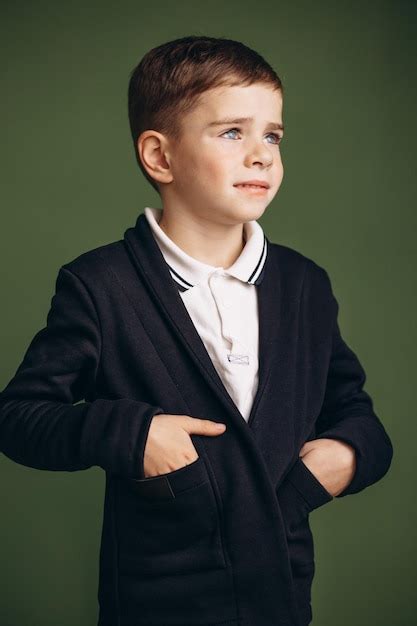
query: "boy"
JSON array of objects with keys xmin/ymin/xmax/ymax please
[{"xmin": 0, "ymin": 35, "xmax": 393, "ymax": 626}]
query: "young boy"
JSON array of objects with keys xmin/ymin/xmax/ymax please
[{"xmin": 0, "ymin": 35, "xmax": 393, "ymax": 626}]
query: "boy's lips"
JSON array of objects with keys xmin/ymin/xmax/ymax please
[
  {"xmin": 234, "ymin": 180, "xmax": 270, "ymax": 195},
  {"xmin": 233, "ymin": 179, "xmax": 270, "ymax": 189}
]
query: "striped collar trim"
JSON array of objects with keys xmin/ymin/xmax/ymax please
[{"xmin": 144, "ymin": 206, "xmax": 268, "ymax": 291}]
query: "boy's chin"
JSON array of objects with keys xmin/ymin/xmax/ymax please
[
  {"xmin": 225, "ymin": 204, "xmax": 268, "ymax": 223},
  {"xmin": 187, "ymin": 197, "xmax": 268, "ymax": 225}
]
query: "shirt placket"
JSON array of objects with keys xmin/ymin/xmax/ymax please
[{"xmin": 208, "ymin": 270, "xmax": 251, "ymax": 364}]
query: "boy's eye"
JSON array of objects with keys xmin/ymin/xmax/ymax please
[{"xmin": 221, "ymin": 127, "xmax": 283, "ymax": 145}]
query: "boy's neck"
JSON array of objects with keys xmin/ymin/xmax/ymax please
[{"xmin": 157, "ymin": 208, "xmax": 247, "ymax": 270}]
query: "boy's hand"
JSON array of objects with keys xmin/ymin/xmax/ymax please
[
  {"xmin": 143, "ymin": 414, "xmax": 226, "ymax": 478},
  {"xmin": 299, "ymin": 438, "xmax": 357, "ymax": 497}
]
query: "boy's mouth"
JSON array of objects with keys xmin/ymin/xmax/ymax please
[
  {"xmin": 233, "ymin": 180, "xmax": 270, "ymax": 190},
  {"xmin": 234, "ymin": 182, "xmax": 269, "ymax": 194}
]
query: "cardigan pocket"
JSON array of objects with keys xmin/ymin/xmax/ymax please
[
  {"xmin": 276, "ymin": 456, "xmax": 334, "ymax": 533},
  {"xmin": 276, "ymin": 457, "xmax": 333, "ymax": 624},
  {"xmin": 114, "ymin": 455, "xmax": 227, "ymax": 578}
]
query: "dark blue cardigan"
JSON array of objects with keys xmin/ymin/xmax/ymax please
[{"xmin": 0, "ymin": 212, "xmax": 393, "ymax": 626}]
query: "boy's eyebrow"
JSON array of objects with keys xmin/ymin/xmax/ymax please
[{"xmin": 206, "ymin": 117, "xmax": 284, "ymax": 131}]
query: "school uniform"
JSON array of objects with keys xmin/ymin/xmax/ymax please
[
  {"xmin": 143, "ymin": 206, "xmax": 266, "ymax": 422},
  {"xmin": 0, "ymin": 208, "xmax": 393, "ymax": 626}
]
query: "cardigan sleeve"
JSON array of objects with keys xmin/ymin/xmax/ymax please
[
  {"xmin": 313, "ymin": 265, "xmax": 394, "ymax": 498},
  {"xmin": 276, "ymin": 261, "xmax": 394, "ymax": 529},
  {"xmin": 0, "ymin": 266, "xmax": 165, "ymax": 480}
]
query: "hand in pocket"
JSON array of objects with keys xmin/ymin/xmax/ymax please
[
  {"xmin": 299, "ymin": 438, "xmax": 357, "ymax": 497},
  {"xmin": 143, "ymin": 413, "xmax": 226, "ymax": 478}
]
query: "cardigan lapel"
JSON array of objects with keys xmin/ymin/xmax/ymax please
[{"xmin": 123, "ymin": 212, "xmax": 283, "ymax": 433}]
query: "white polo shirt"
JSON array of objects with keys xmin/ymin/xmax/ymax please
[{"xmin": 144, "ymin": 206, "xmax": 267, "ymax": 422}]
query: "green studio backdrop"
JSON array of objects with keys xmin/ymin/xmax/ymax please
[{"xmin": 1, "ymin": 1, "xmax": 415, "ymax": 625}]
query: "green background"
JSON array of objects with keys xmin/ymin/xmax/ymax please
[{"xmin": 1, "ymin": 1, "xmax": 415, "ymax": 624}]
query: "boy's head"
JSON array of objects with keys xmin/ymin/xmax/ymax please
[{"xmin": 128, "ymin": 35, "xmax": 284, "ymax": 226}]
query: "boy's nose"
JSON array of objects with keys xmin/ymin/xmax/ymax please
[{"xmin": 244, "ymin": 145, "xmax": 274, "ymax": 167}]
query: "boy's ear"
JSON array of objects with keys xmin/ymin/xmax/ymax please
[{"xmin": 137, "ymin": 131, "xmax": 173, "ymax": 186}]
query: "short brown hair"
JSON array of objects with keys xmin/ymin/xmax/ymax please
[{"xmin": 128, "ymin": 35, "xmax": 284, "ymax": 194}]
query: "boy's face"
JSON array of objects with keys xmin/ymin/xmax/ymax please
[{"xmin": 160, "ymin": 82, "xmax": 284, "ymax": 226}]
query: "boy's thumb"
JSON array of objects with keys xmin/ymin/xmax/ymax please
[
  {"xmin": 206, "ymin": 421, "xmax": 227, "ymax": 435},
  {"xmin": 184, "ymin": 417, "xmax": 226, "ymax": 435}
]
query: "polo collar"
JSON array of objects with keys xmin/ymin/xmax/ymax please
[{"xmin": 144, "ymin": 206, "xmax": 267, "ymax": 292}]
